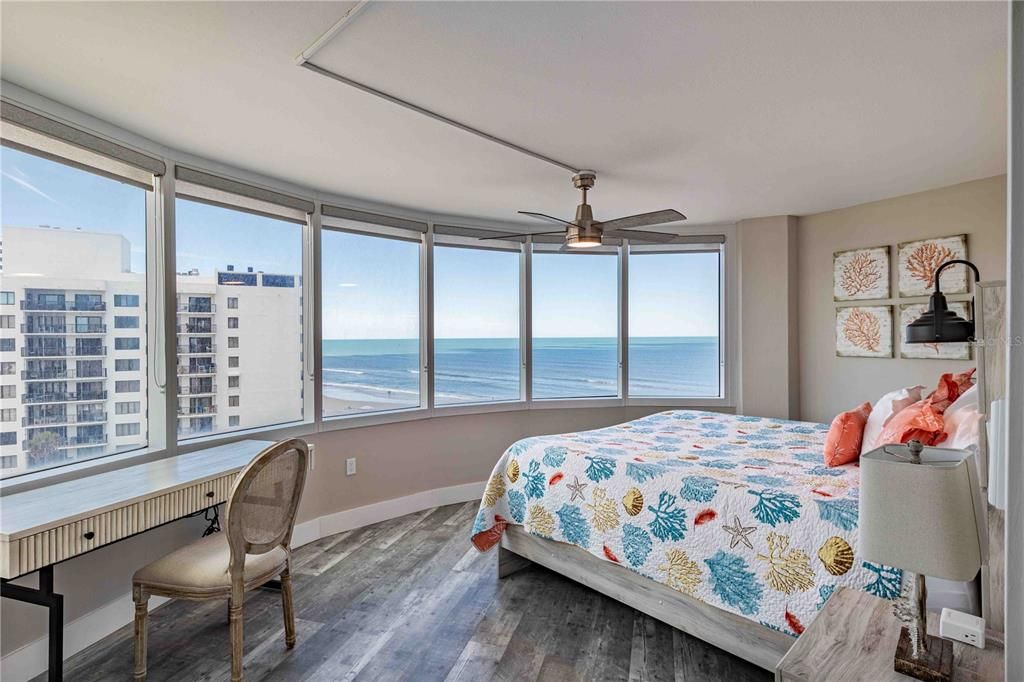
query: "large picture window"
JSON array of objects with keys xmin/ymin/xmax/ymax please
[
  {"xmin": 321, "ymin": 228, "xmax": 421, "ymax": 417},
  {"xmin": 532, "ymin": 250, "xmax": 618, "ymax": 399},
  {"xmin": 174, "ymin": 197, "xmax": 304, "ymax": 439},
  {"xmin": 434, "ymin": 244, "xmax": 520, "ymax": 405},
  {"xmin": 628, "ymin": 249, "xmax": 721, "ymax": 397},
  {"xmin": 0, "ymin": 145, "xmax": 149, "ymax": 477}
]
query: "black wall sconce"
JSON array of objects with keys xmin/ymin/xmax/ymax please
[{"xmin": 905, "ymin": 259, "xmax": 981, "ymax": 344}]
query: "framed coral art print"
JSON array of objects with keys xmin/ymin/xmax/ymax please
[
  {"xmin": 897, "ymin": 234, "xmax": 968, "ymax": 297},
  {"xmin": 898, "ymin": 302, "xmax": 972, "ymax": 360},
  {"xmin": 833, "ymin": 246, "xmax": 890, "ymax": 301},
  {"xmin": 836, "ymin": 306, "xmax": 893, "ymax": 358}
]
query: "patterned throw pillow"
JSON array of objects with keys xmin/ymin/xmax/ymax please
[{"xmin": 824, "ymin": 402, "xmax": 872, "ymax": 467}]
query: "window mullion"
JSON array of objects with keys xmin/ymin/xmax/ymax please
[
  {"xmin": 158, "ymin": 163, "xmax": 178, "ymax": 457},
  {"xmin": 423, "ymin": 226, "xmax": 435, "ymax": 411},
  {"xmin": 619, "ymin": 242, "xmax": 629, "ymax": 402},
  {"xmin": 307, "ymin": 207, "xmax": 321, "ymax": 426},
  {"xmin": 521, "ymin": 240, "xmax": 532, "ymax": 404}
]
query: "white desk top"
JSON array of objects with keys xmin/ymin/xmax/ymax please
[{"xmin": 0, "ymin": 440, "xmax": 273, "ymax": 541}]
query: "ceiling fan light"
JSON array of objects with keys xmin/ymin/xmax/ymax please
[{"xmin": 565, "ymin": 233, "xmax": 602, "ymax": 248}]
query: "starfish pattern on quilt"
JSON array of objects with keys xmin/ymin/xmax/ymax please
[{"xmin": 722, "ymin": 515, "xmax": 757, "ymax": 550}]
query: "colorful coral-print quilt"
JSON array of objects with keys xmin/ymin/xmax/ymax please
[{"xmin": 471, "ymin": 410, "xmax": 903, "ymax": 636}]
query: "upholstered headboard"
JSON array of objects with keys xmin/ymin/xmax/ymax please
[{"xmin": 975, "ymin": 280, "xmax": 1006, "ymax": 632}]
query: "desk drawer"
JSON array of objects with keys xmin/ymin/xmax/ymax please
[{"xmin": 9, "ymin": 473, "xmax": 237, "ymax": 577}]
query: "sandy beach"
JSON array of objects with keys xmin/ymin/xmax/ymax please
[{"xmin": 323, "ymin": 395, "xmax": 415, "ymax": 417}]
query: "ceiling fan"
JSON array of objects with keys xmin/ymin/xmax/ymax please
[{"xmin": 480, "ymin": 171, "xmax": 686, "ymax": 248}]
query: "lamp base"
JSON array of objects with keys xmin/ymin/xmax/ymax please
[{"xmin": 894, "ymin": 627, "xmax": 954, "ymax": 682}]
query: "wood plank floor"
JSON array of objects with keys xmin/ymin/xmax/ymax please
[{"xmin": 50, "ymin": 502, "xmax": 771, "ymax": 681}]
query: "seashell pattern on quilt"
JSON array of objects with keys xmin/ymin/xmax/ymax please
[{"xmin": 471, "ymin": 410, "xmax": 904, "ymax": 636}]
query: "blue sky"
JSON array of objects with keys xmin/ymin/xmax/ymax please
[{"xmin": 3, "ymin": 146, "xmax": 720, "ymax": 339}]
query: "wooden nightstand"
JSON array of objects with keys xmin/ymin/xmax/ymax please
[{"xmin": 775, "ymin": 587, "xmax": 1004, "ymax": 682}]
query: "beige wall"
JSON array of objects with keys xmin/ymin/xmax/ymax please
[
  {"xmin": 738, "ymin": 215, "xmax": 801, "ymax": 419},
  {"xmin": 797, "ymin": 175, "xmax": 1007, "ymax": 423}
]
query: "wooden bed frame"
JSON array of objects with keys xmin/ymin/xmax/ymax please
[{"xmin": 498, "ymin": 281, "xmax": 1007, "ymax": 672}]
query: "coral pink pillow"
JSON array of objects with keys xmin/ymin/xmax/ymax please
[
  {"xmin": 927, "ymin": 368, "xmax": 976, "ymax": 413},
  {"xmin": 876, "ymin": 399, "xmax": 948, "ymax": 447},
  {"xmin": 861, "ymin": 385, "xmax": 926, "ymax": 455},
  {"xmin": 824, "ymin": 402, "xmax": 872, "ymax": 467}
]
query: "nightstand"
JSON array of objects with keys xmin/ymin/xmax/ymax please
[{"xmin": 775, "ymin": 587, "xmax": 1004, "ymax": 682}]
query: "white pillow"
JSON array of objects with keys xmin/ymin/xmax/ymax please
[
  {"xmin": 944, "ymin": 385, "xmax": 982, "ymax": 450},
  {"xmin": 860, "ymin": 385, "xmax": 926, "ymax": 455}
]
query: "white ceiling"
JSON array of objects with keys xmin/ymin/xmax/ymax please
[{"xmin": 0, "ymin": 1, "xmax": 1008, "ymax": 227}]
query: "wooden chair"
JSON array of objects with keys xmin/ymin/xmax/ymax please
[{"xmin": 131, "ymin": 438, "xmax": 309, "ymax": 681}]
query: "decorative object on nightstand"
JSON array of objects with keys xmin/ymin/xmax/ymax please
[{"xmin": 858, "ymin": 441, "xmax": 987, "ymax": 682}]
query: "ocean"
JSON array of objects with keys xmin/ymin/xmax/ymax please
[{"xmin": 322, "ymin": 337, "xmax": 719, "ymax": 412}]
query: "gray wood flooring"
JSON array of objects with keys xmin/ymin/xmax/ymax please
[{"xmin": 50, "ymin": 502, "xmax": 770, "ymax": 681}]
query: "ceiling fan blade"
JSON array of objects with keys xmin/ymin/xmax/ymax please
[
  {"xmin": 477, "ymin": 230, "xmax": 563, "ymax": 241},
  {"xmin": 603, "ymin": 228, "xmax": 676, "ymax": 243},
  {"xmin": 598, "ymin": 209, "xmax": 686, "ymax": 231},
  {"xmin": 518, "ymin": 211, "xmax": 577, "ymax": 227}
]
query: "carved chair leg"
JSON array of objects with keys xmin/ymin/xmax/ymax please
[
  {"xmin": 281, "ymin": 567, "xmax": 297, "ymax": 648},
  {"xmin": 132, "ymin": 584, "xmax": 149, "ymax": 681},
  {"xmin": 229, "ymin": 593, "xmax": 244, "ymax": 682}
]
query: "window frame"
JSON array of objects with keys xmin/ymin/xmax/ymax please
[{"xmin": 0, "ymin": 89, "xmax": 736, "ymax": 494}]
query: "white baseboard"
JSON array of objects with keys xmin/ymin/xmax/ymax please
[{"xmin": 0, "ymin": 480, "xmax": 484, "ymax": 682}]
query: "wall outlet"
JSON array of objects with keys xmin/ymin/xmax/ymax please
[
  {"xmin": 308, "ymin": 444, "xmax": 316, "ymax": 471},
  {"xmin": 939, "ymin": 608, "xmax": 985, "ymax": 649},
  {"xmin": 346, "ymin": 457, "xmax": 357, "ymax": 476}
]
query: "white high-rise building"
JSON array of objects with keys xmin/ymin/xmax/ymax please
[{"xmin": 0, "ymin": 225, "xmax": 302, "ymax": 477}]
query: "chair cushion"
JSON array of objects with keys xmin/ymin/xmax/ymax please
[{"xmin": 133, "ymin": 532, "xmax": 287, "ymax": 595}]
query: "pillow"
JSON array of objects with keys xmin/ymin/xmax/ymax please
[
  {"xmin": 824, "ymin": 402, "xmax": 872, "ymax": 467},
  {"xmin": 927, "ymin": 368, "xmax": 976, "ymax": 413},
  {"xmin": 861, "ymin": 385, "xmax": 926, "ymax": 455},
  {"xmin": 944, "ymin": 385, "xmax": 982, "ymax": 450},
  {"xmin": 876, "ymin": 399, "xmax": 948, "ymax": 447}
]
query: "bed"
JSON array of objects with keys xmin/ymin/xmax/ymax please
[{"xmin": 471, "ymin": 410, "xmax": 900, "ymax": 670}]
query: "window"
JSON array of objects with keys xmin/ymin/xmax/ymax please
[
  {"xmin": 532, "ymin": 251, "xmax": 618, "ymax": 398},
  {"xmin": 115, "ymin": 422, "xmax": 141, "ymax": 437},
  {"xmin": 0, "ymin": 315, "xmax": 13, "ymax": 329},
  {"xmin": 114, "ymin": 315, "xmax": 139, "ymax": 328},
  {"xmin": 228, "ymin": 416, "xmax": 240, "ymax": 427},
  {"xmin": 228, "ymin": 336, "xmax": 239, "ymax": 349},
  {"xmin": 115, "ymin": 337, "xmax": 140, "ymax": 350},
  {"xmin": 321, "ymin": 228, "xmax": 421, "ymax": 418},
  {"xmin": 175, "ymin": 197, "xmax": 303, "ymax": 440},
  {"xmin": 0, "ymin": 339, "xmax": 12, "ymax": 352},
  {"xmin": 0, "ymin": 456, "xmax": 16, "ymax": 469},
  {"xmin": 0, "ymin": 432, "xmax": 15, "ymax": 446},
  {"xmin": 262, "ymin": 274, "xmax": 295, "ymax": 288},
  {"xmin": 229, "ymin": 395, "xmax": 240, "ymax": 407},
  {"xmin": 0, "ymin": 362, "xmax": 13, "ymax": 375},
  {"xmin": 0, "ymin": 386, "xmax": 14, "ymax": 399},
  {"xmin": 227, "ymin": 297, "xmax": 238, "ymax": 309},
  {"xmin": 628, "ymin": 249, "xmax": 721, "ymax": 397},
  {"xmin": 228, "ymin": 375, "xmax": 239, "ymax": 388},
  {"xmin": 115, "ymin": 380, "xmax": 140, "ymax": 393},
  {"xmin": 116, "ymin": 401, "xmax": 140, "ymax": 415},
  {"xmin": 114, "ymin": 294, "xmax": 139, "ymax": 307},
  {"xmin": 115, "ymin": 359, "xmax": 140, "ymax": 372},
  {"xmin": 0, "ymin": 292, "xmax": 13, "ymax": 305},
  {"xmin": 433, "ymin": 245, "xmax": 520, "ymax": 405},
  {"xmin": 1, "ymin": 408, "xmax": 15, "ymax": 422}
]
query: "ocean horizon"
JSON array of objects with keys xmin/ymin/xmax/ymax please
[{"xmin": 322, "ymin": 336, "xmax": 720, "ymax": 412}]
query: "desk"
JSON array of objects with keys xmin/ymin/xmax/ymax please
[{"xmin": 0, "ymin": 439, "xmax": 273, "ymax": 681}]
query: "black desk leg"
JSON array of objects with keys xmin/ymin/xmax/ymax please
[{"xmin": 1, "ymin": 565, "xmax": 64, "ymax": 681}]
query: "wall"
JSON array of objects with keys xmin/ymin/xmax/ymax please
[
  {"xmin": 0, "ymin": 403, "xmax": 701, "ymax": 675},
  {"xmin": 798, "ymin": 175, "xmax": 1007, "ymax": 423},
  {"xmin": 738, "ymin": 215, "xmax": 800, "ymax": 419}
]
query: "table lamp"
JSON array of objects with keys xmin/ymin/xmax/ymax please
[{"xmin": 859, "ymin": 441, "xmax": 986, "ymax": 682}]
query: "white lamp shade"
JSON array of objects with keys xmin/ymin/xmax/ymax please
[{"xmin": 859, "ymin": 445, "xmax": 985, "ymax": 581}]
